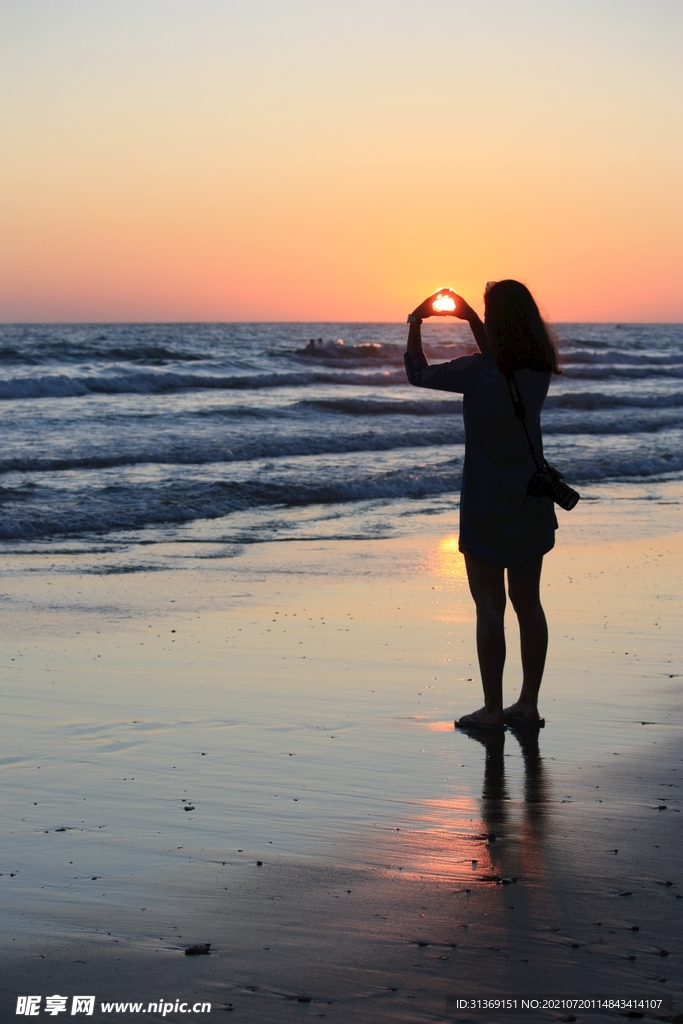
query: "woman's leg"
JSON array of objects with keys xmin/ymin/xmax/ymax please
[
  {"xmin": 506, "ymin": 555, "xmax": 547, "ymax": 718},
  {"xmin": 462, "ymin": 551, "xmax": 507, "ymax": 725}
]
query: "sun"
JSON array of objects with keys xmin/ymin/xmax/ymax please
[{"xmin": 432, "ymin": 293, "xmax": 456, "ymax": 312}]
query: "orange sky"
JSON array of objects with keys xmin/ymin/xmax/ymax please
[{"xmin": 1, "ymin": 1, "xmax": 681, "ymax": 322}]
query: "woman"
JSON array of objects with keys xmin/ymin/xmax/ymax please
[{"xmin": 404, "ymin": 280, "xmax": 561, "ymax": 730}]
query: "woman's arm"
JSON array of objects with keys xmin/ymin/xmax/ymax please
[
  {"xmin": 466, "ymin": 310, "xmax": 490, "ymax": 354},
  {"xmin": 404, "ymin": 290, "xmax": 489, "ymax": 391}
]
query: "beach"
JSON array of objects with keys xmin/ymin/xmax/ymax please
[
  {"xmin": 0, "ymin": 319, "xmax": 681, "ymax": 1020},
  {"xmin": 1, "ymin": 509, "xmax": 681, "ymax": 1021}
]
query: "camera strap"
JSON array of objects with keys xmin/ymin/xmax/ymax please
[{"xmin": 504, "ymin": 373, "xmax": 545, "ymax": 473}]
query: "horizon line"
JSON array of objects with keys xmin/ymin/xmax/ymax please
[{"xmin": 2, "ymin": 319, "xmax": 682, "ymax": 327}]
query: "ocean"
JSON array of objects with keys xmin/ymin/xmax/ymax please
[{"xmin": 0, "ymin": 321, "xmax": 681, "ymax": 549}]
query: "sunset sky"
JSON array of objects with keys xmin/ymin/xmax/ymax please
[{"xmin": 1, "ymin": 0, "xmax": 681, "ymax": 322}]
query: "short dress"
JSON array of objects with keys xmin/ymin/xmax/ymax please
[{"xmin": 405, "ymin": 349, "xmax": 557, "ymax": 567}]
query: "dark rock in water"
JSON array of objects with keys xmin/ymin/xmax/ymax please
[
  {"xmin": 184, "ymin": 805, "xmax": 195, "ymax": 811},
  {"xmin": 657, "ymin": 805, "xmax": 667, "ymax": 810},
  {"xmin": 627, "ymin": 955, "xmax": 636, "ymax": 960},
  {"xmin": 658, "ymin": 949, "xmax": 669, "ymax": 956},
  {"xmin": 571, "ymin": 943, "xmax": 580, "ymax": 948},
  {"xmin": 663, "ymin": 880, "xmax": 673, "ymax": 886},
  {"xmin": 297, "ymin": 997, "xmax": 311, "ymax": 1003},
  {"xmin": 184, "ymin": 944, "xmax": 211, "ymax": 956},
  {"xmin": 256, "ymin": 860, "xmax": 263, "ymax": 866},
  {"xmin": 631, "ymin": 925, "xmax": 639, "ymax": 931}
]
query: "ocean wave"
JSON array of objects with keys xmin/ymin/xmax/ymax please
[
  {"xmin": 0, "ymin": 375, "xmax": 92, "ymax": 399},
  {"xmin": 297, "ymin": 339, "xmax": 394, "ymax": 361},
  {"xmin": 296, "ymin": 396, "xmax": 461, "ymax": 416},
  {"xmin": 560, "ymin": 350, "xmax": 682, "ymax": 367},
  {"xmin": 0, "ymin": 468, "xmax": 463, "ymax": 540},
  {"xmin": 294, "ymin": 338, "xmax": 475, "ymax": 367},
  {"xmin": 300, "ymin": 392, "xmax": 683, "ymax": 415},
  {"xmin": 2, "ymin": 446, "xmax": 681, "ymax": 541},
  {"xmin": 0, "ymin": 341, "xmax": 208, "ymax": 367},
  {"xmin": 4, "ymin": 363, "xmax": 681, "ymax": 402},
  {"xmin": 562, "ymin": 365, "xmax": 683, "ymax": 381},
  {"xmin": 0, "ymin": 426, "xmax": 465, "ymax": 474},
  {"xmin": 544, "ymin": 391, "xmax": 683, "ymax": 410},
  {"xmin": 0, "ymin": 368, "xmax": 413, "ymax": 400},
  {"xmin": 1, "ymin": 412, "xmax": 680, "ymax": 475}
]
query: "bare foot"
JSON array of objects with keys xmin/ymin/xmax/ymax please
[
  {"xmin": 503, "ymin": 700, "xmax": 542, "ymax": 722},
  {"xmin": 455, "ymin": 705, "xmax": 505, "ymax": 729}
]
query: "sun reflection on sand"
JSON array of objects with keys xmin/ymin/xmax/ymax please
[
  {"xmin": 367, "ymin": 727, "xmax": 553, "ymax": 887},
  {"xmin": 380, "ymin": 793, "xmax": 494, "ymax": 882},
  {"xmin": 422, "ymin": 534, "xmax": 468, "ymax": 586}
]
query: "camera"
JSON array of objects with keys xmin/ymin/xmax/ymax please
[{"xmin": 528, "ymin": 463, "xmax": 580, "ymax": 511}]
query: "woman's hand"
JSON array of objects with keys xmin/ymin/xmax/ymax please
[
  {"xmin": 410, "ymin": 289, "xmax": 475, "ymax": 322},
  {"xmin": 408, "ymin": 287, "xmax": 488, "ymax": 356}
]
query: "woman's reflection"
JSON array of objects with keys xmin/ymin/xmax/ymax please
[{"xmin": 458, "ymin": 720, "xmax": 549, "ymax": 879}]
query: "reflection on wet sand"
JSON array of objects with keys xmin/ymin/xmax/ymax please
[
  {"xmin": 460, "ymin": 723, "xmax": 550, "ymax": 888},
  {"xmin": 369, "ymin": 723, "xmax": 552, "ymax": 890}
]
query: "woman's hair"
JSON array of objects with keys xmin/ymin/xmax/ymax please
[{"xmin": 485, "ymin": 280, "xmax": 561, "ymax": 375}]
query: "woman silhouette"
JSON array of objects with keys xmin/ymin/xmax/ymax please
[{"xmin": 405, "ymin": 281, "xmax": 560, "ymax": 729}]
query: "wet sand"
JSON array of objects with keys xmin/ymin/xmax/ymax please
[{"xmin": 1, "ymin": 524, "xmax": 681, "ymax": 1021}]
